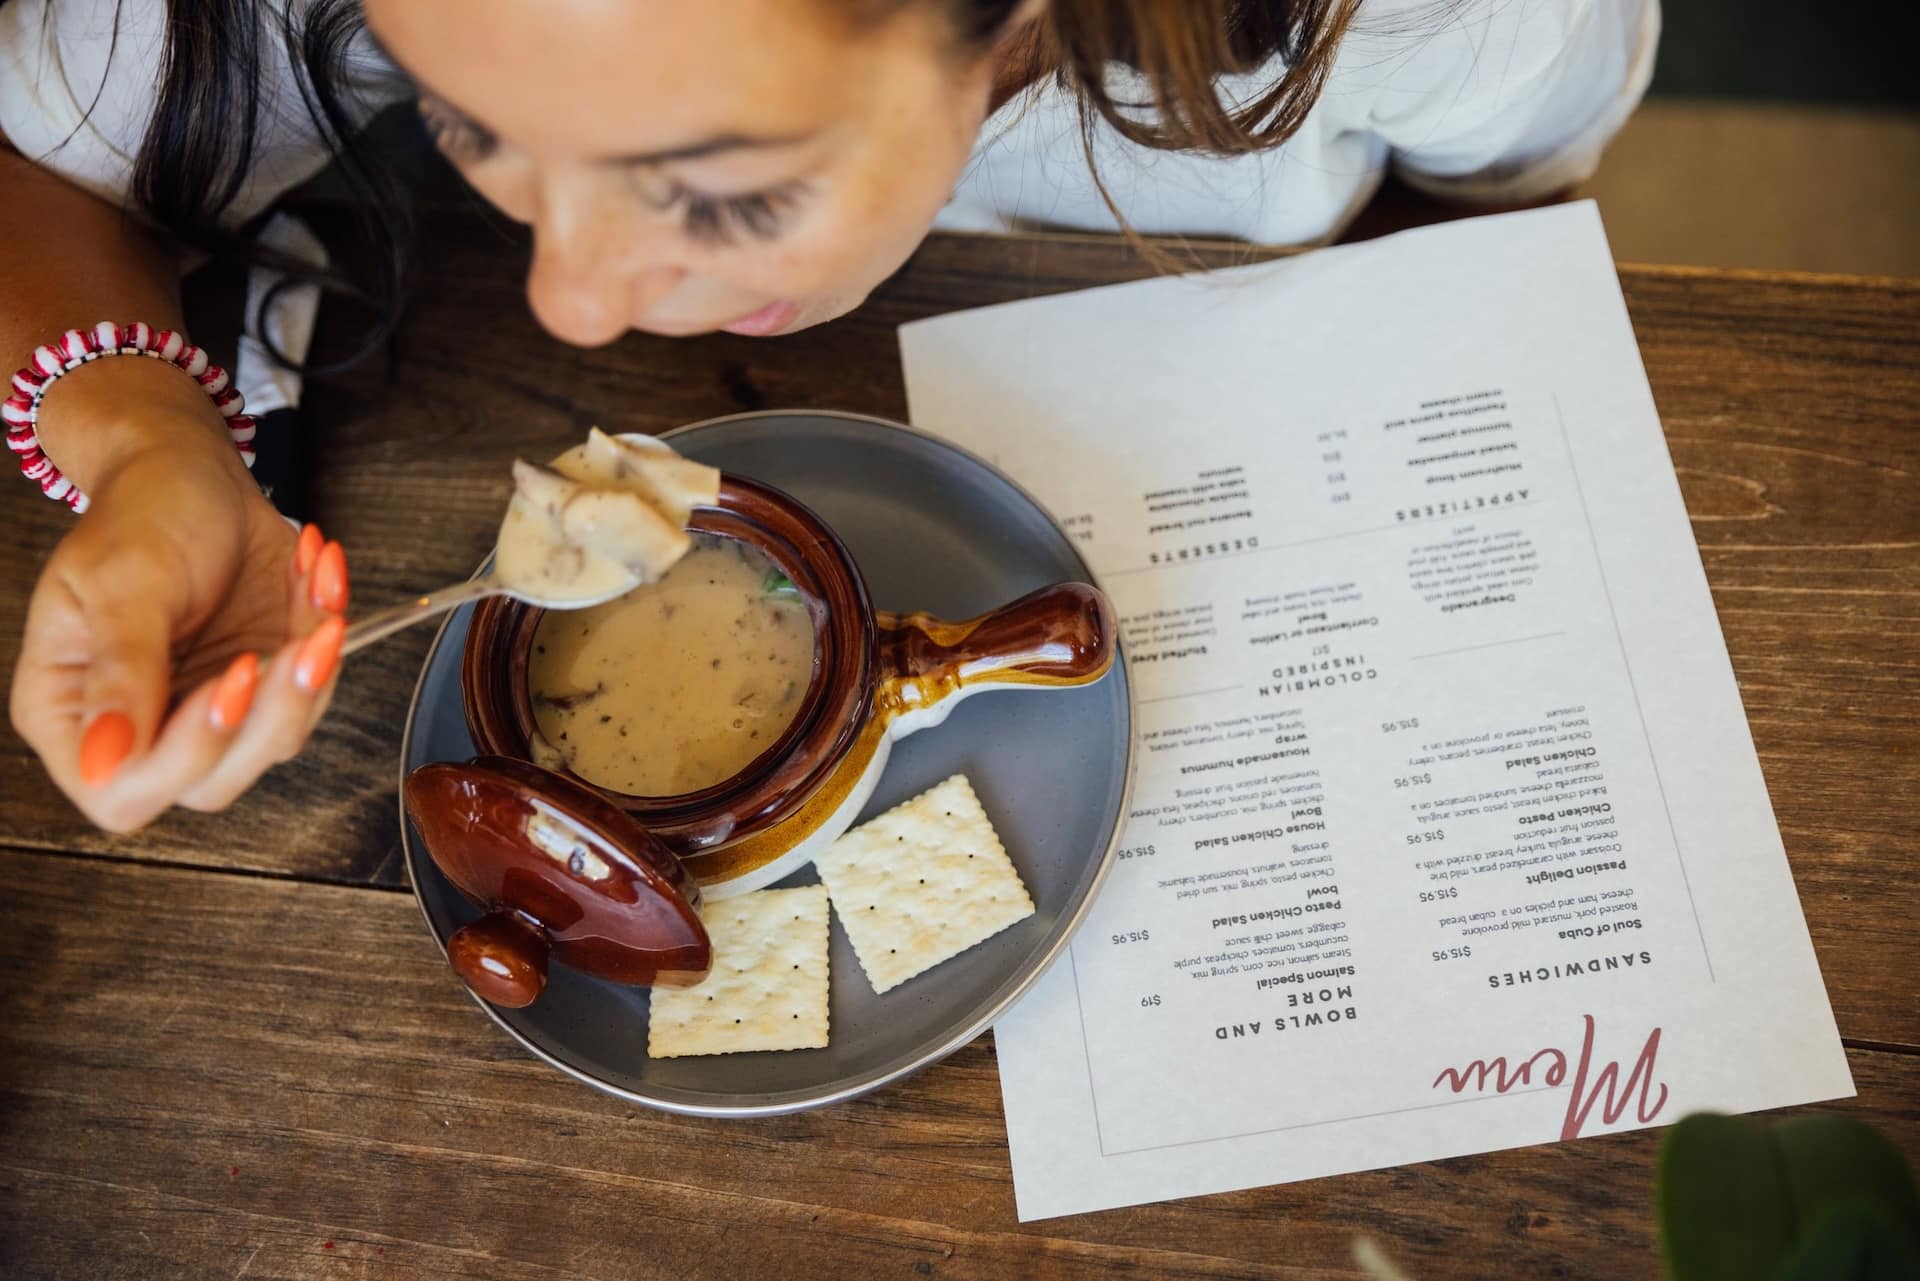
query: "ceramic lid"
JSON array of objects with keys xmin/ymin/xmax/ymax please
[{"xmin": 402, "ymin": 756, "xmax": 711, "ymax": 1007}]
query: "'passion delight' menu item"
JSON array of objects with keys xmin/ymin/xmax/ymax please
[{"xmin": 898, "ymin": 202, "xmax": 1853, "ymax": 1221}]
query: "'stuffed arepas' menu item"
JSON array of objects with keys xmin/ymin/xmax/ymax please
[{"xmin": 900, "ymin": 202, "xmax": 1854, "ymax": 1221}]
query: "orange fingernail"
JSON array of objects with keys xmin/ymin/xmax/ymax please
[
  {"xmin": 209, "ymin": 652, "xmax": 260, "ymax": 731},
  {"xmin": 294, "ymin": 523, "xmax": 323, "ymax": 577},
  {"xmin": 310, "ymin": 540, "xmax": 348, "ymax": 613},
  {"xmin": 79, "ymin": 712, "xmax": 136, "ymax": 787},
  {"xmin": 294, "ymin": 615, "xmax": 347, "ymax": 692}
]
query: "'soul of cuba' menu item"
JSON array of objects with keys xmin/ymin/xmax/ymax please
[{"xmin": 898, "ymin": 203, "xmax": 1853, "ymax": 1221}]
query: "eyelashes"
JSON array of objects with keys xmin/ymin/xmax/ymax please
[
  {"xmin": 418, "ymin": 99, "xmax": 497, "ymax": 164},
  {"xmin": 418, "ymin": 94, "xmax": 808, "ymax": 248},
  {"xmin": 655, "ymin": 181, "xmax": 809, "ymax": 247}
]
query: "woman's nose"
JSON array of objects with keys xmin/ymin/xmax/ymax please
[{"xmin": 525, "ymin": 178, "xmax": 685, "ymax": 347}]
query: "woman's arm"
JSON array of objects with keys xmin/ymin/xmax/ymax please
[
  {"xmin": 0, "ymin": 139, "xmax": 247, "ymax": 489},
  {"xmin": 4, "ymin": 137, "xmax": 347, "ymax": 833}
]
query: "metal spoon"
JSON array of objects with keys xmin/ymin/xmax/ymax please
[
  {"xmin": 340, "ymin": 449, "xmax": 705, "ymax": 657},
  {"xmin": 340, "ymin": 467, "xmax": 663, "ymax": 656},
  {"xmin": 340, "ymin": 565, "xmax": 640, "ymax": 658}
]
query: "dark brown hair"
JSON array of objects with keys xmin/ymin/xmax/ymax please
[{"xmin": 1025, "ymin": 0, "xmax": 1360, "ymax": 157}]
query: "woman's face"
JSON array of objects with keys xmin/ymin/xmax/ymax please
[{"xmin": 365, "ymin": 0, "xmax": 1009, "ymax": 345}]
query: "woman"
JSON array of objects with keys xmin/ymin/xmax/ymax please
[{"xmin": 1, "ymin": 0, "xmax": 1656, "ymax": 831}]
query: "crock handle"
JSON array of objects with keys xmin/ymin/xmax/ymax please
[
  {"xmin": 877, "ymin": 581, "xmax": 1116, "ymax": 723},
  {"xmin": 447, "ymin": 909, "xmax": 551, "ymax": 1008}
]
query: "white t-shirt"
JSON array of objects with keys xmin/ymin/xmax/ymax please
[
  {"xmin": 0, "ymin": 0, "xmax": 401, "ymax": 226},
  {"xmin": 945, "ymin": 0, "xmax": 1658, "ymax": 242},
  {"xmin": 0, "ymin": 0, "xmax": 1657, "ymax": 245}
]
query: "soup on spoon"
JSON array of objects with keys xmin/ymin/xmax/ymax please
[
  {"xmin": 492, "ymin": 428, "xmax": 721, "ymax": 606},
  {"xmin": 338, "ymin": 429, "xmax": 721, "ymax": 655}
]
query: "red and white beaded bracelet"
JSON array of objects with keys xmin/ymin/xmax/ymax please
[{"xmin": 4, "ymin": 322, "xmax": 256, "ymax": 514}]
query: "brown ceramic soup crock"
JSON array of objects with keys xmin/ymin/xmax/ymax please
[
  {"xmin": 460, "ymin": 471, "xmax": 1114, "ymax": 892},
  {"xmin": 405, "ymin": 471, "xmax": 1114, "ymax": 1007}
]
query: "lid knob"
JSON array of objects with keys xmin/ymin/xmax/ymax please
[
  {"xmin": 448, "ymin": 909, "xmax": 550, "ymax": 1007},
  {"xmin": 403, "ymin": 757, "xmax": 712, "ymax": 1008}
]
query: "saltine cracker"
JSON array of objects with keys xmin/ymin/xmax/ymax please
[
  {"xmin": 815, "ymin": 775, "xmax": 1035, "ymax": 994},
  {"xmin": 647, "ymin": 885, "xmax": 830, "ymax": 1057}
]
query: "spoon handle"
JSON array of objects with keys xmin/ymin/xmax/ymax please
[{"xmin": 342, "ymin": 576, "xmax": 503, "ymax": 657}]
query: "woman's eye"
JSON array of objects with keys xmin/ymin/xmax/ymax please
[
  {"xmin": 418, "ymin": 101, "xmax": 497, "ymax": 165},
  {"xmin": 664, "ymin": 182, "xmax": 808, "ymax": 247}
]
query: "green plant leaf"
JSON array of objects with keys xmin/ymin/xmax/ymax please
[
  {"xmin": 1772, "ymin": 1116, "xmax": 1920, "ymax": 1242},
  {"xmin": 1774, "ymin": 1202, "xmax": 1920, "ymax": 1281},
  {"xmin": 1659, "ymin": 1113, "xmax": 1798, "ymax": 1281},
  {"xmin": 1660, "ymin": 1113, "xmax": 1920, "ymax": 1281}
]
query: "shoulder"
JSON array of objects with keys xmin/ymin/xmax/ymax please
[
  {"xmin": 1328, "ymin": 0, "xmax": 1654, "ymax": 130},
  {"xmin": 1328, "ymin": 0, "xmax": 1657, "ymax": 197},
  {"xmin": 0, "ymin": 0, "xmax": 164, "ymax": 206},
  {"xmin": 0, "ymin": 0, "xmax": 405, "ymax": 225}
]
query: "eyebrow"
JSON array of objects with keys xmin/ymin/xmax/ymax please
[
  {"xmin": 604, "ymin": 132, "xmax": 812, "ymax": 166},
  {"xmin": 375, "ymin": 32, "xmax": 813, "ymax": 167}
]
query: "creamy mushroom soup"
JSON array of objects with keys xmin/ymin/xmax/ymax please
[{"xmin": 528, "ymin": 535, "xmax": 818, "ymax": 796}]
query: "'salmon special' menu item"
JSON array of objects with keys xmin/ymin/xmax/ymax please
[{"xmin": 899, "ymin": 203, "xmax": 1853, "ymax": 1221}]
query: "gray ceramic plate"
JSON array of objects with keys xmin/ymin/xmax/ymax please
[{"xmin": 398, "ymin": 410, "xmax": 1134, "ymax": 1115}]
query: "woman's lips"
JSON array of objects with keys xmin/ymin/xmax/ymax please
[{"xmin": 720, "ymin": 299, "xmax": 800, "ymax": 337}]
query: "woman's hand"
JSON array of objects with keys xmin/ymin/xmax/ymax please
[{"xmin": 9, "ymin": 423, "xmax": 350, "ymax": 833}]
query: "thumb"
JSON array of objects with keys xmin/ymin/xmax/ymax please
[{"xmin": 74, "ymin": 586, "xmax": 175, "ymax": 788}]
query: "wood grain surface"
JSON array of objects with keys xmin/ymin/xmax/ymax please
[
  {"xmin": 0, "ymin": 850, "xmax": 1914, "ymax": 1281},
  {"xmin": 0, "ymin": 219, "xmax": 1915, "ymax": 1278}
]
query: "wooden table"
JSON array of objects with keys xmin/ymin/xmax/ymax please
[{"xmin": 2, "ymin": 223, "xmax": 1916, "ymax": 1280}]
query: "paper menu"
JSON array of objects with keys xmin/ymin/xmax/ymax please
[{"xmin": 897, "ymin": 203, "xmax": 1853, "ymax": 1221}]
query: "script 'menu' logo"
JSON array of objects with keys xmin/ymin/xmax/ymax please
[{"xmin": 1431, "ymin": 1014, "xmax": 1670, "ymax": 1140}]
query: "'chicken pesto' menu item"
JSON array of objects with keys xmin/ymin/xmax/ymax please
[{"xmin": 899, "ymin": 203, "xmax": 1852, "ymax": 1221}]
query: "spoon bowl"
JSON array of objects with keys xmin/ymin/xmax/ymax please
[{"xmin": 341, "ymin": 432, "xmax": 717, "ymax": 657}]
